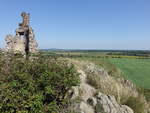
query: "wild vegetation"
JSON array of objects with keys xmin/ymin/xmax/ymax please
[
  {"xmin": 0, "ymin": 50, "xmax": 150, "ymax": 113},
  {"xmin": 0, "ymin": 53, "xmax": 80, "ymax": 113},
  {"xmin": 42, "ymin": 50, "xmax": 150, "ymax": 113},
  {"xmin": 44, "ymin": 50, "xmax": 150, "ymax": 88},
  {"xmin": 70, "ymin": 59, "xmax": 149, "ymax": 113}
]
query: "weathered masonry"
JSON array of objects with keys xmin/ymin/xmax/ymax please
[{"xmin": 5, "ymin": 12, "xmax": 38, "ymax": 55}]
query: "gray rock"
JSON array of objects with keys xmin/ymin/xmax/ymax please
[
  {"xmin": 66, "ymin": 68, "xmax": 134, "ymax": 113},
  {"xmin": 79, "ymin": 102, "xmax": 95, "ymax": 113},
  {"xmin": 95, "ymin": 92, "xmax": 134, "ymax": 113}
]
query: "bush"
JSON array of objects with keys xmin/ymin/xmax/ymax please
[
  {"xmin": 123, "ymin": 96, "xmax": 146, "ymax": 113},
  {"xmin": 138, "ymin": 87, "xmax": 150, "ymax": 102},
  {"xmin": 143, "ymin": 89, "xmax": 150, "ymax": 102},
  {"xmin": 0, "ymin": 55, "xmax": 80, "ymax": 113}
]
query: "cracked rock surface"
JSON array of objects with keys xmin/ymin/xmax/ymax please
[{"xmin": 64, "ymin": 64, "xmax": 134, "ymax": 113}]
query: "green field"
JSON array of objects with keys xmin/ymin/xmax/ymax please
[
  {"xmin": 77, "ymin": 57, "xmax": 150, "ymax": 90},
  {"xmin": 41, "ymin": 50, "xmax": 150, "ymax": 90},
  {"xmin": 73, "ymin": 57, "xmax": 150, "ymax": 90},
  {"xmin": 109, "ymin": 58, "xmax": 150, "ymax": 90}
]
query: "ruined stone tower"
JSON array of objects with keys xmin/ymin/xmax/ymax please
[{"xmin": 5, "ymin": 12, "xmax": 38, "ymax": 55}]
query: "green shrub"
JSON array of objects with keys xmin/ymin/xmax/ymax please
[
  {"xmin": 143, "ymin": 89, "xmax": 150, "ymax": 102},
  {"xmin": 0, "ymin": 55, "xmax": 80, "ymax": 113},
  {"xmin": 123, "ymin": 96, "xmax": 145, "ymax": 113},
  {"xmin": 137, "ymin": 87, "xmax": 150, "ymax": 102}
]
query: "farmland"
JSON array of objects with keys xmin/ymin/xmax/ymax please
[
  {"xmin": 77, "ymin": 57, "xmax": 150, "ymax": 90},
  {"xmin": 41, "ymin": 49, "xmax": 150, "ymax": 90},
  {"xmin": 109, "ymin": 58, "xmax": 150, "ymax": 89}
]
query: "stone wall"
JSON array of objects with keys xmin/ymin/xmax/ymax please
[{"xmin": 5, "ymin": 12, "xmax": 38, "ymax": 55}]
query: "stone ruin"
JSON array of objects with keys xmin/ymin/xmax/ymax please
[{"xmin": 5, "ymin": 12, "xmax": 38, "ymax": 55}]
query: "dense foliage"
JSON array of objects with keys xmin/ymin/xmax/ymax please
[{"xmin": 0, "ymin": 54, "xmax": 80, "ymax": 113}]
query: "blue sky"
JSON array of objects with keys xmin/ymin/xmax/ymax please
[{"xmin": 0, "ymin": 0, "xmax": 150, "ymax": 50}]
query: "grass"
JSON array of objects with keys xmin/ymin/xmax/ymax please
[
  {"xmin": 123, "ymin": 96, "xmax": 146, "ymax": 113},
  {"xmin": 81, "ymin": 58, "xmax": 148, "ymax": 112},
  {"xmin": 109, "ymin": 58, "xmax": 150, "ymax": 90},
  {"xmin": 75, "ymin": 57, "xmax": 122, "ymax": 78},
  {"xmin": 45, "ymin": 51, "xmax": 150, "ymax": 111},
  {"xmin": 75, "ymin": 57, "xmax": 150, "ymax": 90}
]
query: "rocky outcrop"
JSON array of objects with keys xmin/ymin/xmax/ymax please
[
  {"xmin": 5, "ymin": 12, "xmax": 38, "ymax": 55},
  {"xmin": 88, "ymin": 92, "xmax": 134, "ymax": 113},
  {"xmin": 65, "ymin": 69, "xmax": 134, "ymax": 113}
]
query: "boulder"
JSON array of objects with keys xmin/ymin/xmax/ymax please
[{"xmin": 94, "ymin": 92, "xmax": 134, "ymax": 113}]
